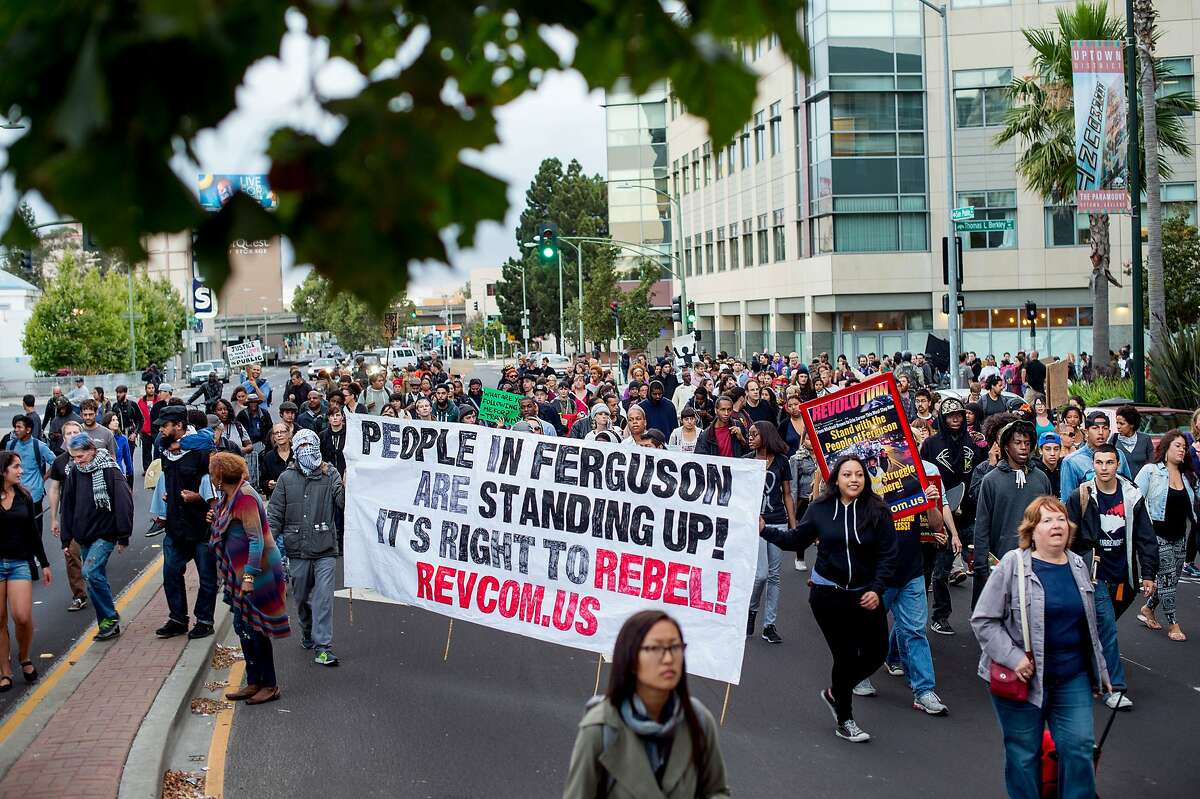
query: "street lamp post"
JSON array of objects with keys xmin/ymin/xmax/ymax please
[
  {"xmin": 611, "ymin": 181, "xmax": 688, "ymax": 333},
  {"xmin": 917, "ymin": 0, "xmax": 961, "ymax": 389},
  {"xmin": 557, "ymin": 239, "xmax": 586, "ymax": 353}
]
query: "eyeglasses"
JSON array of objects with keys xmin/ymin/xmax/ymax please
[{"xmin": 640, "ymin": 643, "xmax": 686, "ymax": 659}]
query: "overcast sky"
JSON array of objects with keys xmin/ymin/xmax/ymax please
[{"xmin": 0, "ymin": 15, "xmax": 608, "ymax": 302}]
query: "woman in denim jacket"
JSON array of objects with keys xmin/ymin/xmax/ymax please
[
  {"xmin": 971, "ymin": 496, "xmax": 1109, "ymax": 799},
  {"xmin": 1134, "ymin": 430, "xmax": 1197, "ymax": 641}
]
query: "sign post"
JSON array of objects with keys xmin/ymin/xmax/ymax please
[{"xmin": 953, "ymin": 219, "xmax": 1015, "ymax": 233}]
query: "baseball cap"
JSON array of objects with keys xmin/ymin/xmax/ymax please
[
  {"xmin": 1084, "ymin": 410, "xmax": 1109, "ymax": 428},
  {"xmin": 938, "ymin": 396, "xmax": 966, "ymax": 418},
  {"xmin": 158, "ymin": 383, "xmax": 174, "ymax": 394},
  {"xmin": 1038, "ymin": 431, "xmax": 1062, "ymax": 447},
  {"xmin": 74, "ymin": 376, "xmax": 84, "ymax": 383}
]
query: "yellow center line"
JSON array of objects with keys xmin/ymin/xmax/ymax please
[
  {"xmin": 0, "ymin": 554, "xmax": 164, "ymax": 747},
  {"xmin": 204, "ymin": 659, "xmax": 245, "ymax": 799}
]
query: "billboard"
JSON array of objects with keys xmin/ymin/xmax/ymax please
[
  {"xmin": 197, "ymin": 174, "xmax": 278, "ymax": 212},
  {"xmin": 1071, "ymin": 40, "xmax": 1129, "ymax": 214}
]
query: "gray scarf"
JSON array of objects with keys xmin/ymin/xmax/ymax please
[
  {"xmin": 1117, "ymin": 432, "xmax": 1139, "ymax": 450},
  {"xmin": 67, "ymin": 449, "xmax": 117, "ymax": 511},
  {"xmin": 619, "ymin": 693, "xmax": 682, "ymax": 778}
]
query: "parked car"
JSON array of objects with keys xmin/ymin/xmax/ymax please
[
  {"xmin": 188, "ymin": 360, "xmax": 219, "ymax": 387},
  {"xmin": 1086, "ymin": 399, "xmax": 1192, "ymax": 446},
  {"xmin": 209, "ymin": 360, "xmax": 230, "ymax": 382},
  {"xmin": 387, "ymin": 345, "xmax": 419, "ymax": 370},
  {"xmin": 307, "ymin": 357, "xmax": 338, "ymax": 381},
  {"xmin": 525, "ymin": 352, "xmax": 572, "ymax": 377}
]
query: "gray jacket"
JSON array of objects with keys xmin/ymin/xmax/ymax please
[
  {"xmin": 266, "ymin": 462, "xmax": 344, "ymax": 559},
  {"xmin": 562, "ymin": 697, "xmax": 729, "ymax": 799},
  {"xmin": 973, "ymin": 461, "xmax": 1051, "ymax": 575},
  {"xmin": 971, "ymin": 548, "xmax": 1109, "ymax": 708}
]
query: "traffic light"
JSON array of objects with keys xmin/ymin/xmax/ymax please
[
  {"xmin": 609, "ymin": 301, "xmax": 619, "ymax": 322},
  {"xmin": 941, "ymin": 293, "xmax": 964, "ymax": 315},
  {"xmin": 686, "ymin": 301, "xmax": 696, "ymax": 326},
  {"xmin": 536, "ymin": 221, "xmax": 559, "ymax": 263},
  {"xmin": 671, "ymin": 296, "xmax": 682, "ymax": 323},
  {"xmin": 1024, "ymin": 301, "xmax": 1038, "ymax": 322},
  {"xmin": 941, "ymin": 236, "xmax": 963, "ymax": 291}
]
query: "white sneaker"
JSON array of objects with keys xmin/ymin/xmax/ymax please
[
  {"xmin": 852, "ymin": 679, "xmax": 877, "ymax": 697},
  {"xmin": 835, "ymin": 719, "xmax": 871, "ymax": 742},
  {"xmin": 913, "ymin": 691, "xmax": 948, "ymax": 715},
  {"xmin": 884, "ymin": 662, "xmax": 905, "ymax": 677},
  {"xmin": 795, "ymin": 559, "xmax": 807, "ymax": 572},
  {"xmin": 1104, "ymin": 692, "xmax": 1133, "ymax": 711}
]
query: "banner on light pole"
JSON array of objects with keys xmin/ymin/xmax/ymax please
[{"xmin": 1071, "ymin": 40, "xmax": 1129, "ymax": 213}]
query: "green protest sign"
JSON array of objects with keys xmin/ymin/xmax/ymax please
[{"xmin": 478, "ymin": 388, "xmax": 522, "ymax": 424}]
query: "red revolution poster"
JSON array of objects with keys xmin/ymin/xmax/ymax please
[{"xmin": 799, "ymin": 373, "xmax": 932, "ymax": 521}]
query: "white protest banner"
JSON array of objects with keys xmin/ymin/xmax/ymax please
[
  {"xmin": 342, "ymin": 412, "xmax": 764, "ymax": 684},
  {"xmin": 226, "ymin": 339, "xmax": 263, "ymax": 368}
]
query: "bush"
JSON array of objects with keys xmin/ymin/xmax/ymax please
[
  {"xmin": 1149, "ymin": 325, "xmax": 1200, "ymax": 410},
  {"xmin": 1068, "ymin": 377, "xmax": 1160, "ymax": 408}
]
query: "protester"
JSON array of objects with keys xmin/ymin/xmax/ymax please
[
  {"xmin": 0, "ymin": 451, "xmax": 52, "ymax": 690},
  {"xmin": 283, "ymin": 369, "xmax": 313, "ymax": 408},
  {"xmin": 104, "ymin": 412, "xmax": 134, "ymax": 485},
  {"xmin": 188, "ymin": 370, "xmax": 224, "ymax": 413},
  {"xmin": 210, "ymin": 452, "xmax": 289, "ymax": 706},
  {"xmin": 1059, "ymin": 411, "xmax": 1131, "ymax": 502},
  {"xmin": 972, "ymin": 496, "xmax": 1109, "ymax": 799},
  {"xmin": 787, "ymin": 427, "xmax": 819, "ymax": 572},
  {"xmin": 77, "ymin": 399, "xmax": 118, "ymax": 459},
  {"xmin": 241, "ymin": 364, "xmax": 273, "ymax": 406},
  {"xmin": 973, "ymin": 419, "xmax": 1051, "ymax": 607},
  {"xmin": 667, "ymin": 407, "xmax": 701, "ymax": 453},
  {"xmin": 156, "ymin": 406, "xmax": 218, "ymax": 640},
  {"xmin": 760, "ymin": 455, "xmax": 897, "ymax": 742},
  {"xmin": 111, "ymin": 385, "xmax": 142, "ymax": 457},
  {"xmin": 1066, "ymin": 443, "xmax": 1157, "ymax": 711},
  {"xmin": 4, "ymin": 415, "xmax": 54, "ymax": 536},
  {"xmin": 1110, "ymin": 405, "xmax": 1154, "ymax": 477},
  {"xmin": 1034, "ymin": 431, "xmax": 1065, "ymax": 497},
  {"xmin": 1135, "ymin": 430, "xmax": 1196, "ymax": 641},
  {"xmin": 259, "ymin": 422, "xmax": 294, "ymax": 499},
  {"xmin": 59, "ymin": 434, "xmax": 133, "ymax": 641},
  {"xmin": 920, "ymin": 397, "xmax": 975, "ymax": 632},
  {"xmin": 44, "ymin": 420, "xmax": 89, "ymax": 611},
  {"xmin": 694, "ymin": 397, "xmax": 747, "ymax": 458},
  {"xmin": 297, "ymin": 390, "xmax": 327, "ymax": 433},
  {"xmin": 66, "ymin": 376, "xmax": 89, "ymax": 410},
  {"xmin": 46, "ymin": 398, "xmax": 83, "ymax": 455},
  {"xmin": 562, "ymin": 610, "xmax": 729, "ymax": 798},
  {"xmin": 268, "ymin": 429, "xmax": 344, "ymax": 666},
  {"xmin": 137, "ymin": 382, "xmax": 158, "ymax": 473},
  {"xmin": 745, "ymin": 422, "xmax": 796, "ymax": 645}
]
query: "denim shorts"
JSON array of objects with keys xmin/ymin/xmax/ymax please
[{"xmin": 0, "ymin": 558, "xmax": 33, "ymax": 581}]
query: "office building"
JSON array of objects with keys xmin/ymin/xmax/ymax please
[{"xmin": 666, "ymin": 0, "xmax": 1181, "ymax": 362}]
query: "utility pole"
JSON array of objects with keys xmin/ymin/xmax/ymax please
[
  {"xmin": 1125, "ymin": 0, "xmax": 1146, "ymax": 402},
  {"xmin": 126, "ymin": 265, "xmax": 137, "ymax": 371}
]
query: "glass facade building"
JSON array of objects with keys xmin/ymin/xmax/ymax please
[{"xmin": 604, "ymin": 81, "xmax": 671, "ymax": 271}]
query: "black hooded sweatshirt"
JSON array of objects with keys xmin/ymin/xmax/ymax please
[{"xmin": 762, "ymin": 495, "xmax": 898, "ymax": 595}]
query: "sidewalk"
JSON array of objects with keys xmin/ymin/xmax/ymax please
[{"xmin": 0, "ymin": 565, "xmax": 208, "ymax": 799}]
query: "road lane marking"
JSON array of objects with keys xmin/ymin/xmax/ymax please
[
  {"xmin": 0, "ymin": 554, "xmax": 164, "ymax": 748},
  {"xmin": 204, "ymin": 659, "xmax": 245, "ymax": 798}
]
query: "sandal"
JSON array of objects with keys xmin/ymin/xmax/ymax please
[
  {"xmin": 20, "ymin": 660, "xmax": 38, "ymax": 683},
  {"xmin": 1138, "ymin": 607, "xmax": 1163, "ymax": 630},
  {"xmin": 0, "ymin": 675, "xmax": 12, "ymax": 693},
  {"xmin": 1168, "ymin": 625, "xmax": 1187, "ymax": 642}
]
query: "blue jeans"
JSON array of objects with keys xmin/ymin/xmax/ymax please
[
  {"xmin": 0, "ymin": 558, "xmax": 33, "ymax": 581},
  {"xmin": 1092, "ymin": 581, "xmax": 1126, "ymax": 691},
  {"xmin": 883, "ymin": 575, "xmax": 936, "ymax": 696},
  {"xmin": 991, "ymin": 672, "xmax": 1096, "ymax": 799},
  {"xmin": 163, "ymin": 535, "xmax": 218, "ymax": 627},
  {"xmin": 79, "ymin": 540, "xmax": 117, "ymax": 624},
  {"xmin": 232, "ymin": 606, "xmax": 276, "ymax": 689},
  {"xmin": 750, "ymin": 537, "xmax": 782, "ymax": 627}
]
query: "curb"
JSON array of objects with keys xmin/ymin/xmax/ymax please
[
  {"xmin": 118, "ymin": 601, "xmax": 233, "ymax": 799},
  {"xmin": 0, "ymin": 555, "xmax": 165, "ymax": 781}
]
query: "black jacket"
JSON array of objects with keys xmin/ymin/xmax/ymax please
[
  {"xmin": 1067, "ymin": 476, "xmax": 1159, "ymax": 586},
  {"xmin": 162, "ymin": 449, "xmax": 211, "ymax": 543},
  {"xmin": 694, "ymin": 421, "xmax": 748, "ymax": 458},
  {"xmin": 259, "ymin": 447, "xmax": 294, "ymax": 497},
  {"xmin": 283, "ymin": 380, "xmax": 313, "ymax": 407},
  {"xmin": 319, "ymin": 427, "xmax": 347, "ymax": 475},
  {"xmin": 112, "ymin": 398, "xmax": 144, "ymax": 437},
  {"xmin": 236, "ymin": 408, "xmax": 274, "ymax": 446},
  {"xmin": 60, "ymin": 463, "xmax": 134, "ymax": 547},
  {"xmin": 188, "ymin": 379, "xmax": 223, "ymax": 408},
  {"xmin": 762, "ymin": 496, "xmax": 898, "ymax": 595}
]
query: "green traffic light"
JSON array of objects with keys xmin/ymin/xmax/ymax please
[{"xmin": 542, "ymin": 246, "xmax": 554, "ymax": 259}]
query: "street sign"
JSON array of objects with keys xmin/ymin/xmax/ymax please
[
  {"xmin": 951, "ymin": 206, "xmax": 975, "ymax": 221},
  {"xmin": 954, "ymin": 219, "xmax": 1014, "ymax": 232}
]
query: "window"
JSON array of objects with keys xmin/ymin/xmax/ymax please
[
  {"xmin": 726, "ymin": 141, "xmax": 737, "ymax": 175},
  {"xmin": 754, "ymin": 39, "xmax": 763, "ymax": 60},
  {"xmin": 694, "ymin": 242, "xmax": 702, "ymax": 276},
  {"xmin": 1140, "ymin": 182, "xmax": 1198, "ymax": 227},
  {"xmin": 691, "ymin": 148, "xmax": 700, "ymax": 190},
  {"xmin": 714, "ymin": 148, "xmax": 723, "ymax": 180},
  {"xmin": 681, "ymin": 164, "xmax": 689, "ymax": 195},
  {"xmin": 702, "ymin": 142, "xmax": 711, "ymax": 186},
  {"xmin": 740, "ymin": 127, "xmax": 751, "ymax": 169},
  {"xmin": 768, "ymin": 33, "xmax": 779, "ymax": 51},
  {"xmin": 769, "ymin": 102, "xmax": 782, "ymax": 156},
  {"xmin": 756, "ymin": 214, "xmax": 769, "ymax": 264},
  {"xmin": 954, "ymin": 68, "xmax": 1012, "ymax": 128},
  {"xmin": 772, "ymin": 209, "xmax": 786, "ymax": 261},
  {"xmin": 753, "ymin": 111, "xmax": 766, "ymax": 162},
  {"xmin": 1159, "ymin": 57, "xmax": 1194, "ymax": 102},
  {"xmin": 742, "ymin": 218, "xmax": 754, "ymax": 267},
  {"xmin": 956, "ymin": 190, "xmax": 1017, "ymax": 249},
  {"xmin": 1043, "ymin": 205, "xmax": 1092, "ymax": 247},
  {"xmin": 729, "ymin": 222, "xmax": 740, "ymax": 269},
  {"xmin": 486, "ymin": 283, "xmax": 496, "ymax": 296},
  {"xmin": 717, "ymin": 226, "xmax": 727, "ymax": 271},
  {"xmin": 672, "ymin": 159, "xmax": 680, "ymax": 198},
  {"xmin": 684, "ymin": 236, "xmax": 693, "ymax": 275},
  {"xmin": 705, "ymin": 231, "xmax": 714, "ymax": 273}
]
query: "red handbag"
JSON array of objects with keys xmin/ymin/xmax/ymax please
[{"xmin": 990, "ymin": 550, "xmax": 1032, "ymax": 701}]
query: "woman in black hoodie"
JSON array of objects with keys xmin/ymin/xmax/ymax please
[{"xmin": 761, "ymin": 454, "xmax": 897, "ymax": 743}]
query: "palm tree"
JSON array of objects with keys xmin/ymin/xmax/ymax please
[
  {"xmin": 1134, "ymin": 0, "xmax": 1163, "ymax": 358},
  {"xmin": 995, "ymin": 1, "xmax": 1196, "ymax": 374}
]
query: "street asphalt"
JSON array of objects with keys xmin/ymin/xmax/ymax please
[{"xmin": 219, "ymin": 361, "xmax": 1200, "ymax": 799}]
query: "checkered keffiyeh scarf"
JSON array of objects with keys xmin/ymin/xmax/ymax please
[{"xmin": 67, "ymin": 448, "xmax": 118, "ymax": 511}]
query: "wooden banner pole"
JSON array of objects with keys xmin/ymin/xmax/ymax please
[
  {"xmin": 442, "ymin": 619, "xmax": 455, "ymax": 662},
  {"xmin": 348, "ymin": 587, "xmax": 353, "ymax": 625},
  {"xmin": 593, "ymin": 653, "xmax": 603, "ymax": 695},
  {"xmin": 719, "ymin": 684, "xmax": 732, "ymax": 727}
]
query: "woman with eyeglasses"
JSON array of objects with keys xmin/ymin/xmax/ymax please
[{"xmin": 562, "ymin": 610, "xmax": 729, "ymax": 798}]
